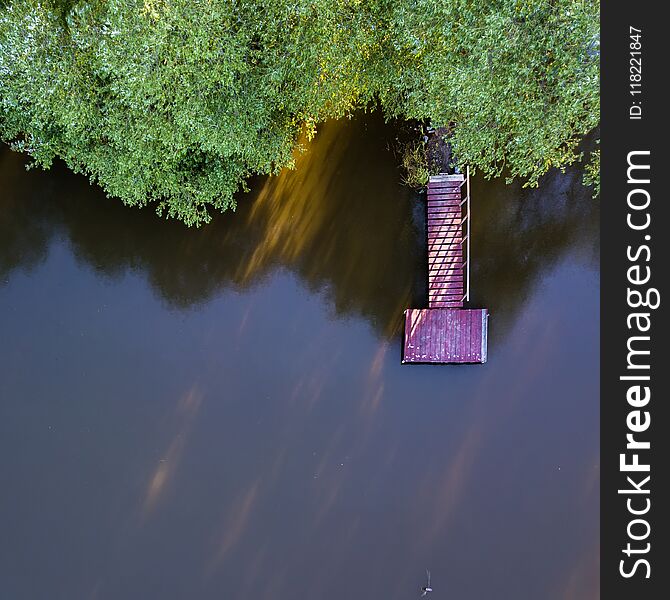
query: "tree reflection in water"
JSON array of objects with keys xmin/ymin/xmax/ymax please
[{"xmin": 0, "ymin": 114, "xmax": 597, "ymax": 342}]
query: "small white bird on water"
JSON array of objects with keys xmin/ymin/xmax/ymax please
[{"xmin": 420, "ymin": 569, "xmax": 433, "ymax": 597}]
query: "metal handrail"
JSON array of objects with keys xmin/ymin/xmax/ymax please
[{"xmin": 465, "ymin": 166, "xmax": 471, "ymax": 302}]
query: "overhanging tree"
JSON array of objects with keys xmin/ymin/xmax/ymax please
[{"xmin": 0, "ymin": 0, "xmax": 599, "ymax": 225}]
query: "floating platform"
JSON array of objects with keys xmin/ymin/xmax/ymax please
[
  {"xmin": 402, "ymin": 171, "xmax": 489, "ymax": 364},
  {"xmin": 402, "ymin": 308, "xmax": 488, "ymax": 364}
]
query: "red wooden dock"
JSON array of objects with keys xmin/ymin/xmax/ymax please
[{"xmin": 402, "ymin": 171, "xmax": 489, "ymax": 364}]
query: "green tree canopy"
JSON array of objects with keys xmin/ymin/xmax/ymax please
[{"xmin": 1, "ymin": 0, "xmax": 599, "ymax": 225}]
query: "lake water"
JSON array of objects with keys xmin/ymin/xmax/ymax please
[{"xmin": 0, "ymin": 115, "xmax": 599, "ymax": 600}]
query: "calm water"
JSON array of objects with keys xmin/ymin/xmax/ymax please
[{"xmin": 0, "ymin": 116, "xmax": 599, "ymax": 600}]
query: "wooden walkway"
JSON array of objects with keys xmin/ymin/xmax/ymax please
[
  {"xmin": 402, "ymin": 171, "xmax": 489, "ymax": 364},
  {"xmin": 427, "ymin": 174, "xmax": 466, "ymax": 308}
]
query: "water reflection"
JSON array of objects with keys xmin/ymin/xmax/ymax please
[
  {"xmin": 0, "ymin": 115, "xmax": 598, "ymax": 600},
  {"xmin": 1, "ymin": 114, "xmax": 597, "ymax": 340},
  {"xmin": 470, "ymin": 164, "xmax": 599, "ymax": 339},
  {"xmin": 142, "ymin": 386, "xmax": 202, "ymax": 515}
]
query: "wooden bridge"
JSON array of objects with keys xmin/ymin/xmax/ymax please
[{"xmin": 402, "ymin": 169, "xmax": 489, "ymax": 364}]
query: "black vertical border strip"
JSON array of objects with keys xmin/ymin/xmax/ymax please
[{"xmin": 601, "ymin": 2, "xmax": 668, "ymax": 598}]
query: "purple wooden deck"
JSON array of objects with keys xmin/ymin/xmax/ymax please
[
  {"xmin": 402, "ymin": 308, "xmax": 488, "ymax": 364},
  {"xmin": 402, "ymin": 173, "xmax": 489, "ymax": 364}
]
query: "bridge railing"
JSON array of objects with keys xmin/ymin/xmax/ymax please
[{"xmin": 460, "ymin": 166, "xmax": 471, "ymax": 303}]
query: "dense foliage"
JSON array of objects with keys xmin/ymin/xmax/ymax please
[{"xmin": 1, "ymin": 0, "xmax": 599, "ymax": 225}]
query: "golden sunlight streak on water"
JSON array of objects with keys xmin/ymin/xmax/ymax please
[
  {"xmin": 240, "ymin": 122, "xmax": 349, "ymax": 283},
  {"xmin": 207, "ymin": 478, "xmax": 262, "ymax": 572},
  {"xmin": 559, "ymin": 540, "xmax": 600, "ymax": 600},
  {"xmin": 142, "ymin": 386, "xmax": 203, "ymax": 515}
]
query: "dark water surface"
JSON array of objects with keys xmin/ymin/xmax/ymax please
[{"xmin": 1, "ymin": 116, "xmax": 599, "ymax": 600}]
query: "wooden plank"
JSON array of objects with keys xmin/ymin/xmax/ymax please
[
  {"xmin": 428, "ymin": 188, "xmax": 463, "ymax": 199},
  {"xmin": 429, "ymin": 279, "xmax": 463, "ymax": 287},
  {"xmin": 428, "ymin": 235, "xmax": 462, "ymax": 243},
  {"xmin": 428, "ymin": 184, "xmax": 462, "ymax": 193},
  {"xmin": 427, "ymin": 203, "xmax": 461, "ymax": 210},
  {"xmin": 427, "ymin": 214, "xmax": 460, "ymax": 220},
  {"xmin": 428, "ymin": 178, "xmax": 462, "ymax": 186},
  {"xmin": 429, "ymin": 274, "xmax": 463, "ymax": 282},
  {"xmin": 428, "ymin": 242, "xmax": 462, "ymax": 251},
  {"xmin": 428, "ymin": 218, "xmax": 461, "ymax": 225},
  {"xmin": 427, "ymin": 207, "xmax": 461, "ymax": 214},
  {"xmin": 429, "ymin": 181, "xmax": 462, "ymax": 188},
  {"xmin": 428, "ymin": 240, "xmax": 462, "ymax": 249},
  {"xmin": 428, "ymin": 228, "xmax": 461, "ymax": 235},
  {"xmin": 428, "ymin": 241, "xmax": 461, "ymax": 249},
  {"xmin": 427, "ymin": 211, "xmax": 460, "ymax": 218},
  {"xmin": 427, "ymin": 191, "xmax": 461, "ymax": 198},
  {"xmin": 453, "ymin": 310, "xmax": 463, "ymax": 361},
  {"xmin": 429, "ymin": 289, "xmax": 464, "ymax": 297},
  {"xmin": 430, "ymin": 246, "xmax": 463, "ymax": 255},
  {"xmin": 439, "ymin": 293, "xmax": 464, "ymax": 301},
  {"xmin": 428, "ymin": 252, "xmax": 463, "ymax": 258},
  {"xmin": 471, "ymin": 309, "xmax": 481, "ymax": 362},
  {"xmin": 428, "ymin": 221, "xmax": 461, "ymax": 228},
  {"xmin": 429, "ymin": 295, "xmax": 465, "ymax": 304},
  {"xmin": 429, "ymin": 285, "xmax": 464, "ymax": 294},
  {"xmin": 429, "ymin": 256, "xmax": 463, "ymax": 265},
  {"xmin": 430, "ymin": 173, "xmax": 465, "ymax": 180},
  {"xmin": 429, "ymin": 261, "xmax": 464, "ymax": 268},
  {"xmin": 426, "ymin": 198, "xmax": 461, "ymax": 205},
  {"xmin": 429, "ymin": 277, "xmax": 464, "ymax": 285},
  {"xmin": 427, "ymin": 210, "xmax": 461, "ymax": 217},
  {"xmin": 428, "ymin": 236, "xmax": 461, "ymax": 244},
  {"xmin": 428, "ymin": 254, "xmax": 463, "ymax": 261},
  {"xmin": 481, "ymin": 311, "xmax": 488, "ymax": 362},
  {"xmin": 428, "ymin": 223, "xmax": 461, "ymax": 230},
  {"xmin": 429, "ymin": 182, "xmax": 462, "ymax": 188},
  {"xmin": 428, "ymin": 249, "xmax": 462, "ymax": 257},
  {"xmin": 429, "ymin": 283, "xmax": 463, "ymax": 291},
  {"xmin": 456, "ymin": 309, "xmax": 464, "ymax": 360},
  {"xmin": 427, "ymin": 189, "xmax": 461, "ymax": 197},
  {"xmin": 428, "ymin": 250, "xmax": 462, "ymax": 259},
  {"xmin": 428, "ymin": 230, "xmax": 462, "ymax": 238},
  {"xmin": 427, "ymin": 214, "xmax": 461, "ymax": 221},
  {"xmin": 428, "ymin": 269, "xmax": 463, "ymax": 278},
  {"xmin": 464, "ymin": 312, "xmax": 474, "ymax": 361},
  {"xmin": 427, "ymin": 224, "xmax": 462, "ymax": 231},
  {"xmin": 427, "ymin": 217, "xmax": 460, "ymax": 223},
  {"xmin": 428, "ymin": 243, "xmax": 462, "ymax": 252},
  {"xmin": 429, "ymin": 277, "xmax": 463, "ymax": 285},
  {"xmin": 429, "ymin": 301, "xmax": 465, "ymax": 310},
  {"xmin": 428, "ymin": 253, "xmax": 463, "ymax": 262},
  {"xmin": 427, "ymin": 221, "xmax": 461, "ymax": 227},
  {"xmin": 467, "ymin": 310, "xmax": 476, "ymax": 362},
  {"xmin": 428, "ymin": 229, "xmax": 460, "ymax": 236},
  {"xmin": 428, "ymin": 263, "xmax": 465, "ymax": 270},
  {"xmin": 427, "ymin": 212, "xmax": 460, "ymax": 218},
  {"xmin": 427, "ymin": 199, "xmax": 461, "ymax": 204},
  {"xmin": 427, "ymin": 209, "xmax": 461, "ymax": 215}
]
